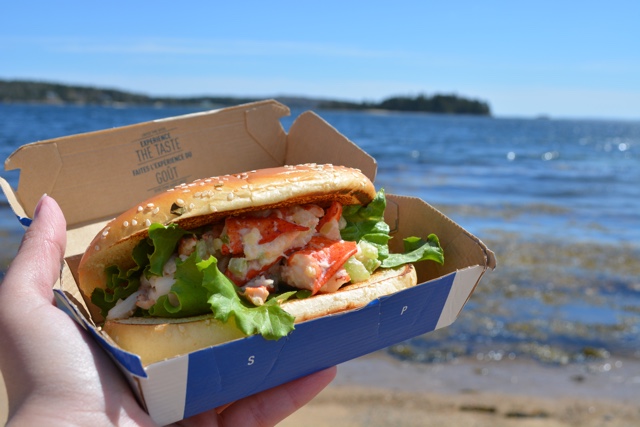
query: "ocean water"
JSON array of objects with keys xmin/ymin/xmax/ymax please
[{"xmin": 1, "ymin": 103, "xmax": 639, "ymax": 366}]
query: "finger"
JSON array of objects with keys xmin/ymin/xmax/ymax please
[
  {"xmin": 217, "ymin": 367, "xmax": 337, "ymax": 427},
  {"xmin": 1, "ymin": 195, "xmax": 67, "ymax": 307}
]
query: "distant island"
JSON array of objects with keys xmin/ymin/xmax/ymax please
[{"xmin": 0, "ymin": 79, "xmax": 491, "ymax": 116}]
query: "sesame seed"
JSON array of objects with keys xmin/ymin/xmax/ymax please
[
  {"xmin": 227, "ymin": 193, "xmax": 235, "ymax": 201},
  {"xmin": 152, "ymin": 207, "xmax": 160, "ymax": 214},
  {"xmin": 189, "ymin": 203, "xmax": 195, "ymax": 210},
  {"xmin": 175, "ymin": 198, "xmax": 185, "ymax": 207},
  {"xmin": 123, "ymin": 221, "xmax": 129, "ymax": 227},
  {"xmin": 137, "ymin": 206, "xmax": 143, "ymax": 212},
  {"xmin": 147, "ymin": 203, "xmax": 155, "ymax": 208},
  {"xmin": 94, "ymin": 245, "xmax": 100, "ymax": 251},
  {"xmin": 132, "ymin": 219, "xmax": 138, "ymax": 226},
  {"xmin": 144, "ymin": 219, "xmax": 151, "ymax": 226}
]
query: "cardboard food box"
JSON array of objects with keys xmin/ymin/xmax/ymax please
[{"xmin": 1, "ymin": 100, "xmax": 495, "ymax": 425}]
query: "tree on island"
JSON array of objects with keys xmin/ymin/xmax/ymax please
[{"xmin": 0, "ymin": 80, "xmax": 491, "ymax": 116}]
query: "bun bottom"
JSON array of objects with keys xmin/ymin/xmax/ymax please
[{"xmin": 103, "ymin": 264, "xmax": 417, "ymax": 365}]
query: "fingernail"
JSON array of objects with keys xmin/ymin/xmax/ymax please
[{"xmin": 33, "ymin": 193, "xmax": 48, "ymax": 219}]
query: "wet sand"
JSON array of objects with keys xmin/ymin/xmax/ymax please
[{"xmin": 280, "ymin": 351, "xmax": 640, "ymax": 427}]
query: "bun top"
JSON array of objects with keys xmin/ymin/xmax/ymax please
[{"xmin": 77, "ymin": 164, "xmax": 376, "ymax": 299}]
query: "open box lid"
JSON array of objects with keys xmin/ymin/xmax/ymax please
[{"xmin": 2, "ymin": 100, "xmax": 377, "ymax": 259}]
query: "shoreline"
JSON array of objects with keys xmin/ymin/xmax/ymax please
[
  {"xmin": 280, "ymin": 351, "xmax": 640, "ymax": 426},
  {"xmin": 333, "ymin": 351, "xmax": 640, "ymax": 401}
]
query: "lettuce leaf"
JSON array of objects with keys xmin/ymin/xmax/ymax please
[
  {"xmin": 202, "ymin": 261, "xmax": 296, "ymax": 340},
  {"xmin": 341, "ymin": 189, "xmax": 392, "ymax": 262},
  {"xmin": 91, "ymin": 266, "xmax": 140, "ymax": 318},
  {"xmin": 147, "ymin": 223, "xmax": 187, "ymax": 277},
  {"xmin": 143, "ymin": 225, "xmax": 296, "ymax": 339},
  {"xmin": 341, "ymin": 189, "xmax": 444, "ymax": 269},
  {"xmin": 147, "ymin": 248, "xmax": 213, "ymax": 317},
  {"xmin": 341, "ymin": 189, "xmax": 390, "ymax": 244},
  {"xmin": 381, "ymin": 234, "xmax": 444, "ymax": 268},
  {"xmin": 91, "ymin": 237, "xmax": 153, "ymax": 317}
]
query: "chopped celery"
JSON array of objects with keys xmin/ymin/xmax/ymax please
[
  {"xmin": 344, "ymin": 257, "xmax": 371, "ymax": 283},
  {"xmin": 228, "ymin": 257, "xmax": 248, "ymax": 278},
  {"xmin": 355, "ymin": 241, "xmax": 382, "ymax": 273}
]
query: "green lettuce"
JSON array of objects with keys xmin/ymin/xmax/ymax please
[
  {"xmin": 341, "ymin": 189, "xmax": 391, "ymax": 260},
  {"xmin": 381, "ymin": 234, "xmax": 444, "ymax": 268},
  {"xmin": 146, "ymin": 223, "xmax": 188, "ymax": 276},
  {"xmin": 146, "ymin": 245, "xmax": 213, "ymax": 317},
  {"xmin": 202, "ymin": 259, "xmax": 296, "ymax": 340},
  {"xmin": 91, "ymin": 237, "xmax": 153, "ymax": 318},
  {"xmin": 341, "ymin": 189, "xmax": 444, "ymax": 269}
]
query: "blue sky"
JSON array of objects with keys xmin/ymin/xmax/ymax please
[{"xmin": 2, "ymin": 1, "xmax": 639, "ymax": 119}]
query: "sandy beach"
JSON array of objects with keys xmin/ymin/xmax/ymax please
[{"xmin": 280, "ymin": 351, "xmax": 640, "ymax": 427}]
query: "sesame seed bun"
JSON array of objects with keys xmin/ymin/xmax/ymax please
[
  {"xmin": 77, "ymin": 164, "xmax": 377, "ymax": 301},
  {"xmin": 103, "ymin": 264, "xmax": 416, "ymax": 365},
  {"xmin": 77, "ymin": 164, "xmax": 422, "ymax": 365}
]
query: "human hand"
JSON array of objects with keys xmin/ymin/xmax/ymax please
[{"xmin": 0, "ymin": 195, "xmax": 336, "ymax": 426}]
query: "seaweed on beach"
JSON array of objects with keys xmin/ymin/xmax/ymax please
[{"xmin": 388, "ymin": 231, "xmax": 640, "ymax": 366}]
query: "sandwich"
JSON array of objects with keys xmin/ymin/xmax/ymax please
[{"xmin": 78, "ymin": 164, "xmax": 444, "ymax": 364}]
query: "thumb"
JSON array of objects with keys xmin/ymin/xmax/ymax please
[{"xmin": 2, "ymin": 195, "xmax": 67, "ymax": 306}]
